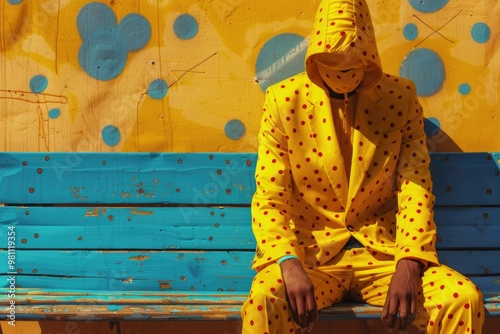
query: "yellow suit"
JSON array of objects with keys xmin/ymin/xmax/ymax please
[{"xmin": 242, "ymin": 0, "xmax": 484, "ymax": 333}]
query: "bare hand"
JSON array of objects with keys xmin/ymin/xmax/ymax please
[
  {"xmin": 382, "ymin": 259, "xmax": 423, "ymax": 332},
  {"xmin": 280, "ymin": 258, "xmax": 318, "ymax": 330}
]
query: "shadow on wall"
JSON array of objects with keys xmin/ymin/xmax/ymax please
[{"xmin": 424, "ymin": 118, "xmax": 463, "ymax": 153}]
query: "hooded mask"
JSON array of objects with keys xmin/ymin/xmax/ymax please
[{"xmin": 305, "ymin": 0, "xmax": 383, "ymax": 94}]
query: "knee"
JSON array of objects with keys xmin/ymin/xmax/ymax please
[{"xmin": 447, "ymin": 280, "xmax": 484, "ymax": 315}]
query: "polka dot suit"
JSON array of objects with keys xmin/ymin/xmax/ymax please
[{"xmin": 242, "ymin": 0, "xmax": 485, "ymax": 333}]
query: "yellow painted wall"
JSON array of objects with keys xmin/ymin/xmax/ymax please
[{"xmin": 0, "ymin": 0, "xmax": 498, "ymax": 153}]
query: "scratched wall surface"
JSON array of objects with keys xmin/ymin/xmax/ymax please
[{"xmin": 0, "ymin": 0, "xmax": 498, "ymax": 153}]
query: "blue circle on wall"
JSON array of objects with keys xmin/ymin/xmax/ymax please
[
  {"xmin": 471, "ymin": 22, "xmax": 491, "ymax": 44},
  {"xmin": 7, "ymin": 0, "xmax": 23, "ymax": 4},
  {"xmin": 458, "ymin": 83, "xmax": 471, "ymax": 95},
  {"xmin": 48, "ymin": 108, "xmax": 61, "ymax": 119},
  {"xmin": 148, "ymin": 79, "xmax": 168, "ymax": 100},
  {"xmin": 225, "ymin": 119, "xmax": 246, "ymax": 140},
  {"xmin": 400, "ymin": 48, "xmax": 445, "ymax": 97},
  {"xmin": 102, "ymin": 125, "xmax": 121, "ymax": 147},
  {"xmin": 118, "ymin": 13, "xmax": 152, "ymax": 52},
  {"xmin": 424, "ymin": 117, "xmax": 441, "ymax": 137},
  {"xmin": 408, "ymin": 0, "xmax": 448, "ymax": 13},
  {"xmin": 30, "ymin": 75, "xmax": 48, "ymax": 93},
  {"xmin": 256, "ymin": 33, "xmax": 307, "ymax": 92},
  {"xmin": 403, "ymin": 23, "xmax": 419, "ymax": 41},
  {"xmin": 174, "ymin": 14, "xmax": 199, "ymax": 40}
]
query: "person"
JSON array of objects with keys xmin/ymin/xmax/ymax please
[{"xmin": 241, "ymin": 0, "xmax": 485, "ymax": 333}]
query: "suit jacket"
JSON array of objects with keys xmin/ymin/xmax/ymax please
[{"xmin": 252, "ymin": 72, "xmax": 439, "ymax": 271}]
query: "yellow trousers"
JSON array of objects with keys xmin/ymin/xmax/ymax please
[{"xmin": 241, "ymin": 248, "xmax": 485, "ymax": 334}]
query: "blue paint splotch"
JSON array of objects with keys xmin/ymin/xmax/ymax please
[
  {"xmin": 256, "ymin": 33, "xmax": 307, "ymax": 92},
  {"xmin": 48, "ymin": 108, "xmax": 61, "ymax": 119},
  {"xmin": 225, "ymin": 119, "xmax": 246, "ymax": 141},
  {"xmin": 30, "ymin": 75, "xmax": 48, "ymax": 93},
  {"xmin": 471, "ymin": 22, "xmax": 491, "ymax": 44},
  {"xmin": 102, "ymin": 125, "xmax": 121, "ymax": 147},
  {"xmin": 400, "ymin": 48, "xmax": 445, "ymax": 97},
  {"xmin": 7, "ymin": 0, "xmax": 23, "ymax": 4},
  {"xmin": 174, "ymin": 14, "xmax": 199, "ymax": 40},
  {"xmin": 148, "ymin": 79, "xmax": 168, "ymax": 100},
  {"xmin": 403, "ymin": 23, "xmax": 419, "ymax": 41},
  {"xmin": 408, "ymin": 0, "xmax": 448, "ymax": 13},
  {"xmin": 77, "ymin": 2, "xmax": 151, "ymax": 81},
  {"xmin": 459, "ymin": 83, "xmax": 471, "ymax": 95}
]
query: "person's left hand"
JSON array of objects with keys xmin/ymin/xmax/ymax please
[{"xmin": 382, "ymin": 258, "xmax": 423, "ymax": 333}]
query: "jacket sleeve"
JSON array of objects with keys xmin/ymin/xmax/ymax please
[
  {"xmin": 394, "ymin": 82, "xmax": 439, "ymax": 268},
  {"xmin": 251, "ymin": 87, "xmax": 302, "ymax": 271}
]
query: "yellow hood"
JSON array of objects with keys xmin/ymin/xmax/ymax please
[{"xmin": 306, "ymin": 0, "xmax": 383, "ymax": 92}]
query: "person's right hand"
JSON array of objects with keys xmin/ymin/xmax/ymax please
[{"xmin": 280, "ymin": 258, "xmax": 318, "ymax": 330}]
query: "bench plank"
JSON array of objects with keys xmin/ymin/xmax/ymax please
[
  {"xmin": 2, "ymin": 206, "xmax": 500, "ymax": 250},
  {"xmin": 0, "ymin": 206, "xmax": 254, "ymax": 250},
  {"xmin": 6, "ymin": 301, "xmax": 499, "ymax": 321},
  {"xmin": 5, "ymin": 277, "xmax": 499, "ymax": 321},
  {"xmin": 1, "ymin": 152, "xmax": 499, "ymax": 206},
  {"xmin": 0, "ymin": 153, "xmax": 256, "ymax": 205},
  {"xmin": 1, "ymin": 250, "xmax": 498, "ymax": 292},
  {"xmin": 430, "ymin": 152, "xmax": 500, "ymax": 206}
]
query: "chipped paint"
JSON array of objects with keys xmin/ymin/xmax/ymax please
[
  {"xmin": 85, "ymin": 208, "xmax": 99, "ymax": 217},
  {"xmin": 71, "ymin": 187, "xmax": 88, "ymax": 200},
  {"xmin": 159, "ymin": 282, "xmax": 172, "ymax": 290},
  {"xmin": 129, "ymin": 255, "xmax": 150, "ymax": 261},
  {"xmin": 131, "ymin": 208, "xmax": 154, "ymax": 215}
]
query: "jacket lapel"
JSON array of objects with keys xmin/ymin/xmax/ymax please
[
  {"xmin": 306, "ymin": 86, "xmax": 349, "ymax": 207},
  {"xmin": 347, "ymin": 88, "xmax": 386, "ymax": 204}
]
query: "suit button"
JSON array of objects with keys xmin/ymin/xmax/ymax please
[{"xmin": 347, "ymin": 225, "xmax": 354, "ymax": 232}]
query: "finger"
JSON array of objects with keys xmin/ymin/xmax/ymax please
[
  {"xmin": 288, "ymin": 295, "xmax": 300, "ymax": 326},
  {"xmin": 296, "ymin": 297, "xmax": 308, "ymax": 328},
  {"xmin": 386, "ymin": 298, "xmax": 399, "ymax": 329},
  {"xmin": 306, "ymin": 291, "xmax": 318, "ymax": 324},
  {"xmin": 381, "ymin": 297, "xmax": 390, "ymax": 321},
  {"xmin": 410, "ymin": 292, "xmax": 418, "ymax": 324},
  {"xmin": 399, "ymin": 299, "xmax": 410, "ymax": 330}
]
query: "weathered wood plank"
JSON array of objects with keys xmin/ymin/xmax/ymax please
[
  {"xmin": 434, "ymin": 207, "xmax": 500, "ymax": 249},
  {"xmin": 430, "ymin": 152, "xmax": 500, "ymax": 206},
  {"xmin": 2, "ymin": 285, "xmax": 498, "ymax": 321},
  {"xmin": 0, "ymin": 251, "xmax": 255, "ymax": 292},
  {"xmin": 2, "ymin": 302, "xmax": 498, "ymax": 321},
  {"xmin": 2, "ymin": 206, "xmax": 500, "ymax": 250},
  {"xmin": 0, "ymin": 250, "xmax": 499, "ymax": 293},
  {"xmin": 1, "ymin": 152, "xmax": 499, "ymax": 206},
  {"xmin": 0, "ymin": 206, "xmax": 254, "ymax": 250},
  {"xmin": 0, "ymin": 153, "xmax": 256, "ymax": 205}
]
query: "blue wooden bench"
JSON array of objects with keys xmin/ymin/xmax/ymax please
[{"xmin": 1, "ymin": 152, "xmax": 499, "ymax": 321}]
